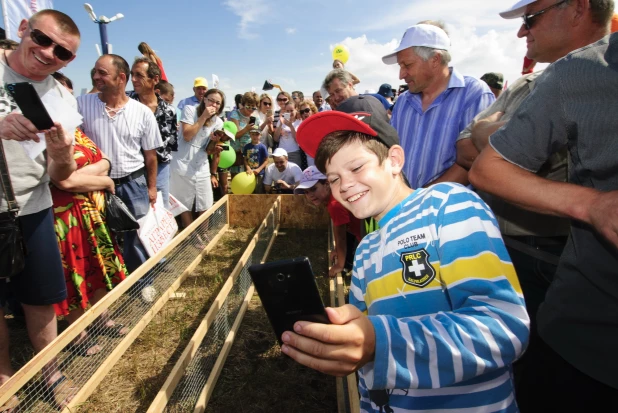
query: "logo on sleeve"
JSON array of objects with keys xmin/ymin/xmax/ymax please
[{"xmin": 400, "ymin": 248, "xmax": 436, "ymax": 288}]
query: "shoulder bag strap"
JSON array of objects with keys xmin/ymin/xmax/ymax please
[{"xmin": 0, "ymin": 139, "xmax": 19, "ymax": 214}]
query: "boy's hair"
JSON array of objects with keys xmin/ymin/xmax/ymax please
[
  {"xmin": 315, "ymin": 131, "xmax": 389, "ymax": 173},
  {"xmin": 155, "ymin": 80, "xmax": 174, "ymax": 95},
  {"xmin": 241, "ymin": 91, "xmax": 259, "ymax": 107}
]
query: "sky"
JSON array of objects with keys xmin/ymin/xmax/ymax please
[{"xmin": 1, "ymin": 0, "xmax": 544, "ymax": 109}]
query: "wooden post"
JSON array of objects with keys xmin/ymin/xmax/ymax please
[{"xmin": 337, "ymin": 274, "xmax": 360, "ymax": 413}]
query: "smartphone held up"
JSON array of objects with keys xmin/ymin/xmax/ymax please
[{"xmin": 248, "ymin": 257, "xmax": 329, "ymax": 345}]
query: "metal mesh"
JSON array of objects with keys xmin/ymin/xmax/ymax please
[
  {"xmin": 164, "ymin": 200, "xmax": 279, "ymax": 412},
  {"xmin": 10, "ymin": 201, "xmax": 229, "ymax": 413}
]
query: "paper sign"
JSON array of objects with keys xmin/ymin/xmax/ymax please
[{"xmin": 137, "ymin": 192, "xmax": 178, "ymax": 257}]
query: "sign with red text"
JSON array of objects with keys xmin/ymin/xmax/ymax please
[{"xmin": 138, "ymin": 193, "xmax": 178, "ymax": 257}]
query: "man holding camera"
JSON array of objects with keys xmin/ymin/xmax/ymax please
[{"xmin": 0, "ymin": 10, "xmax": 81, "ymax": 411}]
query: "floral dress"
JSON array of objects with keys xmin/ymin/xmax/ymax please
[{"xmin": 52, "ymin": 129, "xmax": 128, "ymax": 316}]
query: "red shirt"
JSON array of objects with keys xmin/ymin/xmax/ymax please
[{"xmin": 327, "ymin": 195, "xmax": 361, "ymax": 241}]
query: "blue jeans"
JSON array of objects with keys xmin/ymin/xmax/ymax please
[
  {"xmin": 156, "ymin": 161, "xmax": 170, "ymax": 210},
  {"xmin": 115, "ymin": 175, "xmax": 150, "ymax": 274}
]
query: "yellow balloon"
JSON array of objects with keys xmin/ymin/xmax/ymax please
[
  {"xmin": 332, "ymin": 44, "xmax": 350, "ymax": 64},
  {"xmin": 230, "ymin": 172, "xmax": 257, "ymax": 195}
]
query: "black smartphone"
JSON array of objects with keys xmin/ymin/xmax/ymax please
[
  {"xmin": 249, "ymin": 257, "xmax": 329, "ymax": 344},
  {"xmin": 249, "ymin": 116, "xmax": 256, "ymax": 125},
  {"xmin": 6, "ymin": 82, "xmax": 54, "ymax": 130}
]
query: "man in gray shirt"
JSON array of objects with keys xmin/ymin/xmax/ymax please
[
  {"xmin": 471, "ymin": 28, "xmax": 618, "ymax": 413},
  {"xmin": 0, "ymin": 10, "xmax": 80, "ymax": 410}
]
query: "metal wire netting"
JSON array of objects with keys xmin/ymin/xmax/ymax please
[
  {"xmin": 11, "ymin": 201, "xmax": 229, "ymax": 413},
  {"xmin": 163, "ymin": 200, "xmax": 279, "ymax": 412}
]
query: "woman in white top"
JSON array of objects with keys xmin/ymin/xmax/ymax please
[
  {"xmin": 273, "ymin": 101, "xmax": 302, "ymax": 167},
  {"xmin": 257, "ymin": 93, "xmax": 275, "ymax": 150},
  {"xmin": 170, "ymin": 88, "xmax": 225, "ymax": 228}
]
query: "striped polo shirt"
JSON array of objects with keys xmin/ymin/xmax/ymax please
[
  {"xmin": 351, "ymin": 183, "xmax": 529, "ymax": 412},
  {"xmin": 390, "ymin": 68, "xmax": 494, "ymax": 188},
  {"xmin": 77, "ymin": 94, "xmax": 162, "ymax": 179}
]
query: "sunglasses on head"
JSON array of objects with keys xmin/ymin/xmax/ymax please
[
  {"xmin": 300, "ymin": 108, "xmax": 311, "ymax": 114},
  {"xmin": 28, "ymin": 24, "xmax": 74, "ymax": 61},
  {"xmin": 521, "ymin": 0, "xmax": 567, "ymax": 30}
]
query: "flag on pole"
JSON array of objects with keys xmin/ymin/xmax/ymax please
[
  {"xmin": 2, "ymin": 0, "xmax": 54, "ymax": 41},
  {"xmin": 212, "ymin": 74, "xmax": 219, "ymax": 89}
]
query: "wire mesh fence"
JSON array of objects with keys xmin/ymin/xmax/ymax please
[
  {"xmin": 162, "ymin": 199, "xmax": 279, "ymax": 412},
  {"xmin": 5, "ymin": 200, "xmax": 229, "ymax": 413}
]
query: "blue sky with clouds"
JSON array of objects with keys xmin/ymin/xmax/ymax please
[{"xmin": 2, "ymin": 0, "xmax": 539, "ymax": 109}]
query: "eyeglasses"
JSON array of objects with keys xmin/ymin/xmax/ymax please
[
  {"xmin": 206, "ymin": 97, "xmax": 222, "ymax": 106},
  {"xmin": 28, "ymin": 24, "xmax": 74, "ymax": 61},
  {"xmin": 261, "ymin": 101, "xmax": 272, "ymax": 106},
  {"xmin": 300, "ymin": 108, "xmax": 311, "ymax": 115},
  {"xmin": 522, "ymin": 0, "xmax": 567, "ymax": 30},
  {"xmin": 276, "ymin": 98, "xmax": 288, "ymax": 102}
]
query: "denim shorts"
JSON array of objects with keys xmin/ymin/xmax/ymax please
[{"xmin": 0, "ymin": 208, "xmax": 66, "ymax": 306}]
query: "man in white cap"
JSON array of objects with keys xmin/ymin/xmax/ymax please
[
  {"xmin": 383, "ymin": 23, "xmax": 494, "ymax": 189},
  {"xmin": 458, "ymin": 0, "xmax": 611, "ymax": 377},
  {"xmin": 263, "ymin": 148, "xmax": 302, "ymax": 193},
  {"xmin": 469, "ymin": 0, "xmax": 617, "ymax": 410},
  {"xmin": 177, "ymin": 77, "xmax": 208, "ymax": 113}
]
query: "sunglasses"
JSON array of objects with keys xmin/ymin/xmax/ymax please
[
  {"xmin": 300, "ymin": 108, "xmax": 311, "ymax": 115},
  {"xmin": 244, "ymin": 106, "xmax": 257, "ymax": 111},
  {"xmin": 261, "ymin": 101, "xmax": 272, "ymax": 106},
  {"xmin": 276, "ymin": 98, "xmax": 288, "ymax": 102},
  {"xmin": 521, "ymin": 0, "xmax": 567, "ymax": 30},
  {"xmin": 28, "ymin": 24, "xmax": 74, "ymax": 61}
]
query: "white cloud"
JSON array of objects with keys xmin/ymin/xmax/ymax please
[
  {"xmin": 286, "ymin": 28, "xmax": 297, "ymax": 34},
  {"xmin": 223, "ymin": 0, "xmax": 270, "ymax": 39}
]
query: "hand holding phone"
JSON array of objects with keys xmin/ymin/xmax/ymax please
[
  {"xmin": 249, "ymin": 116, "xmax": 256, "ymax": 125},
  {"xmin": 6, "ymin": 82, "xmax": 54, "ymax": 130},
  {"xmin": 283, "ymin": 113, "xmax": 291, "ymax": 122},
  {"xmin": 248, "ymin": 257, "xmax": 329, "ymax": 344}
]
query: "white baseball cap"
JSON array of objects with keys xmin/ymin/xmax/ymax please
[
  {"xmin": 382, "ymin": 24, "xmax": 450, "ymax": 65},
  {"xmin": 272, "ymin": 148, "xmax": 288, "ymax": 158},
  {"xmin": 294, "ymin": 166, "xmax": 327, "ymax": 194},
  {"xmin": 499, "ymin": 0, "xmax": 537, "ymax": 19}
]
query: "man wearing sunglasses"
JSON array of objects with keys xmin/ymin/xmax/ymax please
[
  {"xmin": 468, "ymin": 0, "xmax": 616, "ymax": 411},
  {"xmin": 0, "ymin": 10, "xmax": 82, "ymax": 412}
]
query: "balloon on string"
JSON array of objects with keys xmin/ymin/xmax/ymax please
[
  {"xmin": 230, "ymin": 172, "xmax": 256, "ymax": 194},
  {"xmin": 218, "ymin": 145, "xmax": 236, "ymax": 169},
  {"xmin": 332, "ymin": 44, "xmax": 350, "ymax": 64}
]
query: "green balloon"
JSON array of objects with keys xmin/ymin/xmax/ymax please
[{"xmin": 218, "ymin": 145, "xmax": 236, "ymax": 169}]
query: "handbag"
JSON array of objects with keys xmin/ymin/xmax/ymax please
[
  {"xmin": 105, "ymin": 191, "xmax": 140, "ymax": 232},
  {"xmin": 0, "ymin": 140, "xmax": 27, "ymax": 279}
]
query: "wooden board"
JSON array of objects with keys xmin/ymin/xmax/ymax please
[{"xmin": 229, "ymin": 194, "xmax": 330, "ymax": 229}]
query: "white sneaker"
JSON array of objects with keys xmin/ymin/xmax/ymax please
[{"xmin": 141, "ymin": 285, "xmax": 157, "ymax": 303}]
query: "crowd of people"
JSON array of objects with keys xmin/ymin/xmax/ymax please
[{"xmin": 1, "ymin": 0, "xmax": 617, "ymax": 412}]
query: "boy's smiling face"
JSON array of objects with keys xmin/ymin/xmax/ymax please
[
  {"xmin": 250, "ymin": 132, "xmax": 260, "ymax": 144},
  {"xmin": 325, "ymin": 140, "xmax": 405, "ymax": 221}
]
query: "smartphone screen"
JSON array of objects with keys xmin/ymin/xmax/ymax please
[
  {"xmin": 249, "ymin": 257, "xmax": 329, "ymax": 344},
  {"xmin": 249, "ymin": 116, "xmax": 256, "ymax": 124},
  {"xmin": 6, "ymin": 82, "xmax": 54, "ymax": 130}
]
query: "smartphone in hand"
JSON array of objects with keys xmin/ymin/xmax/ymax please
[
  {"xmin": 283, "ymin": 113, "xmax": 291, "ymax": 121},
  {"xmin": 249, "ymin": 116, "xmax": 256, "ymax": 125},
  {"xmin": 6, "ymin": 82, "xmax": 54, "ymax": 130},
  {"xmin": 249, "ymin": 257, "xmax": 329, "ymax": 345}
]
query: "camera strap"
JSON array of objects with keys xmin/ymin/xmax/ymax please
[{"xmin": 0, "ymin": 139, "xmax": 20, "ymax": 215}]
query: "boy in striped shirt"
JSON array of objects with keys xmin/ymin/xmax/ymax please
[{"xmin": 286, "ymin": 96, "xmax": 529, "ymax": 412}]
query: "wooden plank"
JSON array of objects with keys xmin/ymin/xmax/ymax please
[
  {"xmin": 279, "ymin": 194, "xmax": 330, "ymax": 229},
  {"xmin": 61, "ymin": 228, "xmax": 222, "ymax": 413},
  {"xmin": 146, "ymin": 197, "xmax": 279, "ymax": 412},
  {"xmin": 0, "ymin": 205, "xmax": 229, "ymax": 407},
  {"xmin": 228, "ymin": 194, "xmax": 279, "ymax": 227},
  {"xmin": 337, "ymin": 274, "xmax": 360, "ymax": 413},
  {"xmin": 193, "ymin": 284, "xmax": 255, "ymax": 413}
]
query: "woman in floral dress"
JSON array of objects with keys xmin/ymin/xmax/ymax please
[{"xmin": 51, "ymin": 129, "xmax": 128, "ymax": 356}]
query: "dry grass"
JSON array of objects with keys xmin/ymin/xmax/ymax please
[{"xmin": 206, "ymin": 228, "xmax": 337, "ymax": 413}]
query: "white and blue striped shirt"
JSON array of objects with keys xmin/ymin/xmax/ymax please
[
  {"xmin": 352, "ymin": 183, "xmax": 529, "ymax": 412},
  {"xmin": 390, "ymin": 68, "xmax": 494, "ymax": 188}
]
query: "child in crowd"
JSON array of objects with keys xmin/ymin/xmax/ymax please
[
  {"xmin": 294, "ymin": 166, "xmax": 361, "ymax": 277},
  {"xmin": 209, "ymin": 121, "xmax": 237, "ymax": 196},
  {"xmin": 286, "ymin": 95, "xmax": 530, "ymax": 412},
  {"xmin": 243, "ymin": 126, "xmax": 269, "ymax": 194}
]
